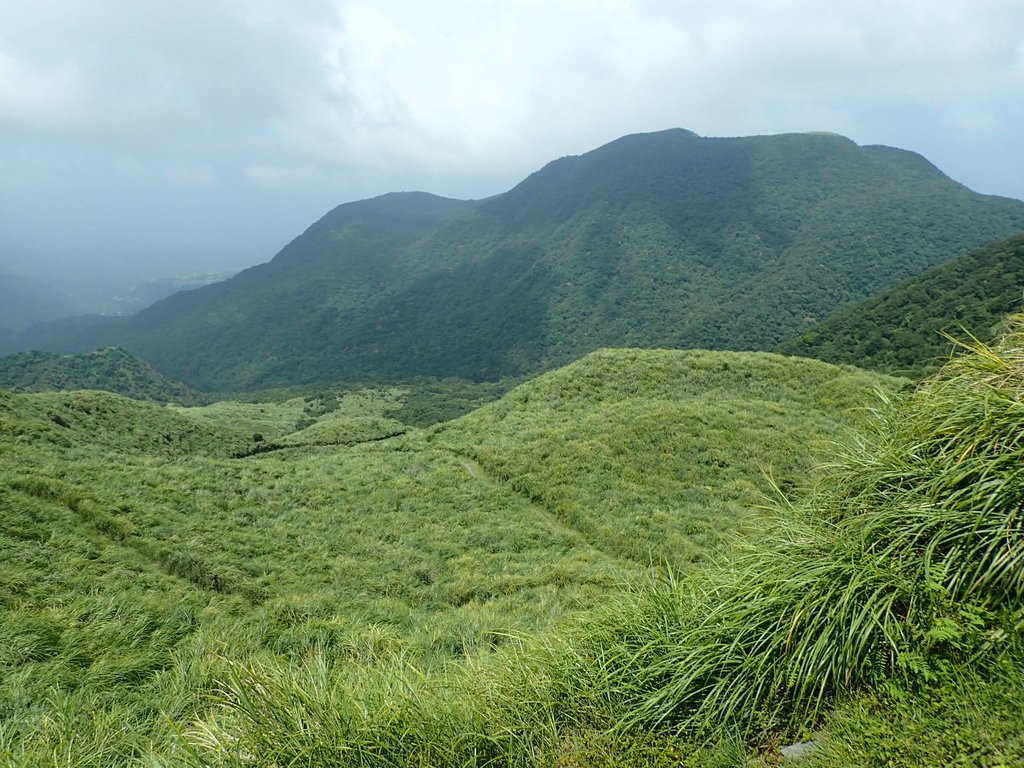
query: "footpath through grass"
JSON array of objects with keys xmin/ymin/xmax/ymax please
[
  {"xmin": 185, "ymin": 327, "xmax": 1024, "ymax": 766},
  {"xmin": 11, "ymin": 340, "xmax": 1019, "ymax": 766}
]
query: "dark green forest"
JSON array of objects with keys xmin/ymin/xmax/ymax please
[
  {"xmin": 0, "ymin": 347, "xmax": 201, "ymax": 404},
  {"xmin": 777, "ymin": 233, "xmax": 1024, "ymax": 375}
]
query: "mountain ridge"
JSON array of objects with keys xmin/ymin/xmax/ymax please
[
  {"xmin": 12, "ymin": 128, "xmax": 1024, "ymax": 390},
  {"xmin": 777, "ymin": 232, "xmax": 1024, "ymax": 374}
]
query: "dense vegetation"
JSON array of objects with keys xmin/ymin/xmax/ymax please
[
  {"xmin": 1, "ymin": 348, "xmax": 896, "ymax": 766},
  {"xmin": 180, "ymin": 316, "xmax": 1024, "ymax": 767},
  {"xmin": 14, "ymin": 129, "xmax": 1024, "ymax": 390},
  {"xmin": 779, "ymin": 232, "xmax": 1024, "ymax": 375},
  {"xmin": 6, "ymin": 327, "xmax": 1024, "ymax": 765},
  {"xmin": 0, "ymin": 347, "xmax": 201, "ymax": 404}
]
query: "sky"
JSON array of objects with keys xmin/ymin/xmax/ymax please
[{"xmin": 2, "ymin": 0, "xmax": 1023, "ymax": 305}]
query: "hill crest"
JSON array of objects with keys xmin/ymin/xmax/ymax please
[{"xmin": 0, "ymin": 347, "xmax": 200, "ymax": 404}]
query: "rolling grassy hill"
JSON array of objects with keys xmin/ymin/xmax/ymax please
[
  {"xmin": 429, "ymin": 348, "xmax": 890, "ymax": 565},
  {"xmin": 16, "ymin": 129, "xmax": 1024, "ymax": 390},
  {"xmin": 777, "ymin": 232, "xmax": 1024, "ymax": 375},
  {"xmin": 1, "ymin": 348, "xmax": 893, "ymax": 766},
  {"xmin": 186, "ymin": 324, "xmax": 1024, "ymax": 768}
]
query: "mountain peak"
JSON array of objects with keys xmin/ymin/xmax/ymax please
[{"xmin": 11, "ymin": 130, "xmax": 1024, "ymax": 390}]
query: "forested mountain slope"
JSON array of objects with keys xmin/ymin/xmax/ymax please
[
  {"xmin": 17, "ymin": 129, "xmax": 1024, "ymax": 390},
  {"xmin": 0, "ymin": 347, "xmax": 200, "ymax": 404},
  {"xmin": 777, "ymin": 233, "xmax": 1024, "ymax": 375}
]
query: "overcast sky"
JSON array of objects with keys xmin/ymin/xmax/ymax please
[{"xmin": 2, "ymin": 0, "xmax": 1023, "ymax": 302}]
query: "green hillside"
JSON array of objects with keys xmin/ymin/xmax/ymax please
[
  {"xmin": 17, "ymin": 129, "xmax": 1024, "ymax": 390},
  {"xmin": 429, "ymin": 349, "xmax": 890, "ymax": 564},
  {"xmin": 185, "ymin": 321, "xmax": 1024, "ymax": 768},
  {"xmin": 0, "ymin": 347, "xmax": 201, "ymax": 404},
  {"xmin": 0, "ymin": 387, "xmax": 252, "ymax": 456},
  {"xmin": 0, "ymin": 349, "xmax": 892, "ymax": 766},
  {"xmin": 778, "ymin": 233, "xmax": 1024, "ymax": 375}
]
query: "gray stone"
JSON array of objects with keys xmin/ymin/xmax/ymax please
[{"xmin": 781, "ymin": 740, "xmax": 817, "ymax": 760}]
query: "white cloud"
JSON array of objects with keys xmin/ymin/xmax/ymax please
[
  {"xmin": 3, "ymin": 0, "xmax": 1022, "ymax": 182},
  {"xmin": 0, "ymin": 48, "xmax": 89, "ymax": 130},
  {"xmin": 244, "ymin": 0, "xmax": 1024, "ymax": 189},
  {"xmin": 1, "ymin": 0, "xmax": 1023, "ymax": 282}
]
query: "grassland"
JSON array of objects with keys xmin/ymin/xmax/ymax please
[{"xmin": 2, "ymin": 342, "xmax": 1022, "ymax": 766}]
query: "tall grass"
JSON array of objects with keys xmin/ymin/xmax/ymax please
[
  {"xmin": 826, "ymin": 328, "xmax": 1024, "ymax": 603},
  {"xmin": 178, "ymin": 636, "xmax": 746, "ymax": 768},
  {"xmin": 180, "ymin": 329, "xmax": 1024, "ymax": 763},
  {"xmin": 593, "ymin": 319, "xmax": 1024, "ymax": 740},
  {"xmin": 180, "ymin": 651, "xmax": 561, "ymax": 768},
  {"xmin": 8, "ymin": 339, "xmax": 1019, "ymax": 764}
]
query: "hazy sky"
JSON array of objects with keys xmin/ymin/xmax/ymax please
[{"xmin": 2, "ymin": 0, "xmax": 1023, "ymax": 301}]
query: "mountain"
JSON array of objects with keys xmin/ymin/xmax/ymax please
[
  {"xmin": 0, "ymin": 347, "xmax": 201, "ymax": 404},
  {"xmin": 777, "ymin": 233, "xmax": 1024, "ymax": 375},
  {"xmin": 0, "ymin": 272, "xmax": 83, "ymax": 350},
  {"xmin": 16, "ymin": 129, "xmax": 1024, "ymax": 390}
]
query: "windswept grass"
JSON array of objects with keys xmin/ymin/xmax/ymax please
[
  {"xmin": 17, "ymin": 338, "xmax": 1023, "ymax": 766},
  {"xmin": 430, "ymin": 349, "xmax": 892, "ymax": 564},
  {"xmin": 584, "ymin": 319, "xmax": 1024, "ymax": 743},
  {"xmin": 824, "ymin": 327, "xmax": 1024, "ymax": 603},
  {"xmin": 182, "ymin": 321, "xmax": 1024, "ymax": 766},
  {"xmin": 1, "ymin": 349, "xmax": 885, "ymax": 766}
]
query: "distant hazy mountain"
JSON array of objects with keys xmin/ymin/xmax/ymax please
[
  {"xmin": 0, "ymin": 347, "xmax": 201, "ymax": 404},
  {"xmin": 777, "ymin": 233, "xmax": 1024, "ymax": 375},
  {"xmin": 0, "ymin": 272, "xmax": 83, "ymax": 350},
  {"xmin": 98, "ymin": 272, "xmax": 236, "ymax": 316},
  {"xmin": 16, "ymin": 129, "xmax": 1024, "ymax": 390}
]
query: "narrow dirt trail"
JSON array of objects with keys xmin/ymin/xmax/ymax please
[
  {"xmin": 449, "ymin": 451, "xmax": 632, "ymax": 565},
  {"xmin": 457, "ymin": 456, "xmax": 492, "ymax": 484}
]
